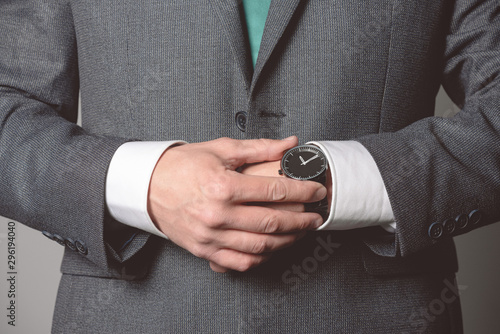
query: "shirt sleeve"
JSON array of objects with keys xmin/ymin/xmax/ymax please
[
  {"xmin": 308, "ymin": 141, "xmax": 396, "ymax": 232},
  {"xmin": 105, "ymin": 141, "xmax": 186, "ymax": 239}
]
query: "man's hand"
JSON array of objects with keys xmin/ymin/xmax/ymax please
[
  {"xmin": 238, "ymin": 160, "xmax": 306, "ymax": 212},
  {"xmin": 147, "ymin": 137, "xmax": 326, "ymax": 273}
]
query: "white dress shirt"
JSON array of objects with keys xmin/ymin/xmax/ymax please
[{"xmin": 105, "ymin": 141, "xmax": 396, "ymax": 239}]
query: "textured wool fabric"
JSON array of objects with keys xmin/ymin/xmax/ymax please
[
  {"xmin": 1, "ymin": 0, "xmax": 499, "ymax": 332},
  {"xmin": 55, "ymin": 240, "xmax": 462, "ymax": 333}
]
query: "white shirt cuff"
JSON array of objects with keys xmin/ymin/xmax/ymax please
[
  {"xmin": 105, "ymin": 141, "xmax": 186, "ymax": 239},
  {"xmin": 308, "ymin": 141, "xmax": 396, "ymax": 232}
]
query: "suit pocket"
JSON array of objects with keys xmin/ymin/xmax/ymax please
[
  {"xmin": 362, "ymin": 238, "xmax": 459, "ymax": 276},
  {"xmin": 60, "ymin": 246, "xmax": 152, "ymax": 281}
]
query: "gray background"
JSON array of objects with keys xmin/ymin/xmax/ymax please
[{"xmin": 1, "ymin": 88, "xmax": 499, "ymax": 333}]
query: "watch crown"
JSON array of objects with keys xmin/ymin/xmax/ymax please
[{"xmin": 278, "ymin": 169, "xmax": 284, "ymax": 175}]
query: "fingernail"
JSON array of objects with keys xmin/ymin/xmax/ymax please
[
  {"xmin": 282, "ymin": 135, "xmax": 296, "ymax": 141},
  {"xmin": 315, "ymin": 187, "xmax": 327, "ymax": 200},
  {"xmin": 314, "ymin": 217, "xmax": 324, "ymax": 228}
]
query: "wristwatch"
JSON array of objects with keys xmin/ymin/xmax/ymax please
[{"xmin": 279, "ymin": 144, "xmax": 329, "ymax": 220}]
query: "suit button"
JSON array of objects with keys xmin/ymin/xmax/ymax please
[
  {"xmin": 53, "ymin": 234, "xmax": 66, "ymax": 246},
  {"xmin": 42, "ymin": 231, "xmax": 54, "ymax": 240},
  {"xmin": 428, "ymin": 222, "xmax": 443, "ymax": 239},
  {"xmin": 65, "ymin": 238, "xmax": 77, "ymax": 251},
  {"xmin": 469, "ymin": 209, "xmax": 482, "ymax": 225},
  {"xmin": 235, "ymin": 111, "xmax": 247, "ymax": 132},
  {"xmin": 456, "ymin": 214, "xmax": 468, "ymax": 229},
  {"xmin": 75, "ymin": 240, "xmax": 88, "ymax": 255},
  {"xmin": 443, "ymin": 218, "xmax": 456, "ymax": 235}
]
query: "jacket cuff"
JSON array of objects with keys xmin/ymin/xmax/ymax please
[{"xmin": 308, "ymin": 141, "xmax": 395, "ymax": 231}]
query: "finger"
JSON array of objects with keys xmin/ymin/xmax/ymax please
[
  {"xmin": 214, "ymin": 230, "xmax": 304, "ymax": 254},
  {"xmin": 208, "ymin": 249, "xmax": 272, "ymax": 272},
  {"xmin": 229, "ymin": 173, "xmax": 327, "ymax": 203},
  {"xmin": 223, "ymin": 205, "xmax": 323, "ymax": 233},
  {"xmin": 246, "ymin": 202, "xmax": 305, "ymax": 212},
  {"xmin": 209, "ymin": 261, "xmax": 230, "ymax": 273},
  {"xmin": 217, "ymin": 136, "xmax": 298, "ymax": 169},
  {"xmin": 239, "ymin": 160, "xmax": 281, "ymax": 178}
]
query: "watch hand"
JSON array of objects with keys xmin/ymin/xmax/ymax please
[
  {"xmin": 299, "ymin": 156, "xmax": 306, "ymax": 164},
  {"xmin": 301, "ymin": 154, "xmax": 319, "ymax": 165}
]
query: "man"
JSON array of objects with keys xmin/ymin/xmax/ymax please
[{"xmin": 0, "ymin": 0, "xmax": 498, "ymax": 332}]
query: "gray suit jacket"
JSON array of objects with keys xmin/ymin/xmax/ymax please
[{"xmin": 1, "ymin": 0, "xmax": 498, "ymax": 332}]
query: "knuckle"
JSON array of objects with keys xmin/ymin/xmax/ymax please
[
  {"xmin": 260, "ymin": 214, "xmax": 281, "ymax": 233},
  {"xmin": 202, "ymin": 208, "xmax": 225, "ymax": 229},
  {"xmin": 250, "ymin": 239, "xmax": 268, "ymax": 254},
  {"xmin": 216, "ymin": 137, "xmax": 232, "ymax": 145},
  {"xmin": 191, "ymin": 228, "xmax": 212, "ymax": 245},
  {"xmin": 254, "ymin": 138, "xmax": 270, "ymax": 149},
  {"xmin": 190, "ymin": 244, "xmax": 208, "ymax": 259},
  {"xmin": 202, "ymin": 177, "xmax": 233, "ymax": 202},
  {"xmin": 217, "ymin": 182, "xmax": 234, "ymax": 201},
  {"xmin": 269, "ymin": 180, "xmax": 287, "ymax": 201},
  {"xmin": 215, "ymin": 137, "xmax": 238, "ymax": 153},
  {"xmin": 294, "ymin": 216, "xmax": 310, "ymax": 230},
  {"xmin": 237, "ymin": 256, "xmax": 260, "ymax": 272}
]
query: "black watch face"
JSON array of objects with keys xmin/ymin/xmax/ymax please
[{"xmin": 281, "ymin": 145, "xmax": 327, "ymax": 180}]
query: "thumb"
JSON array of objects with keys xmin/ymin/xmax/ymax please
[
  {"xmin": 209, "ymin": 261, "xmax": 230, "ymax": 273},
  {"xmin": 229, "ymin": 136, "xmax": 298, "ymax": 167}
]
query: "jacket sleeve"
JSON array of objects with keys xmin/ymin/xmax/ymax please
[
  {"xmin": 357, "ymin": 0, "xmax": 500, "ymax": 257},
  {"xmin": 0, "ymin": 0, "xmax": 150, "ymax": 276}
]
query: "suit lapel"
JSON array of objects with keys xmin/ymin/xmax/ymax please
[
  {"xmin": 251, "ymin": 0, "xmax": 302, "ymax": 93},
  {"xmin": 210, "ymin": 0, "xmax": 253, "ymax": 89},
  {"xmin": 210, "ymin": 0, "xmax": 303, "ymax": 95}
]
